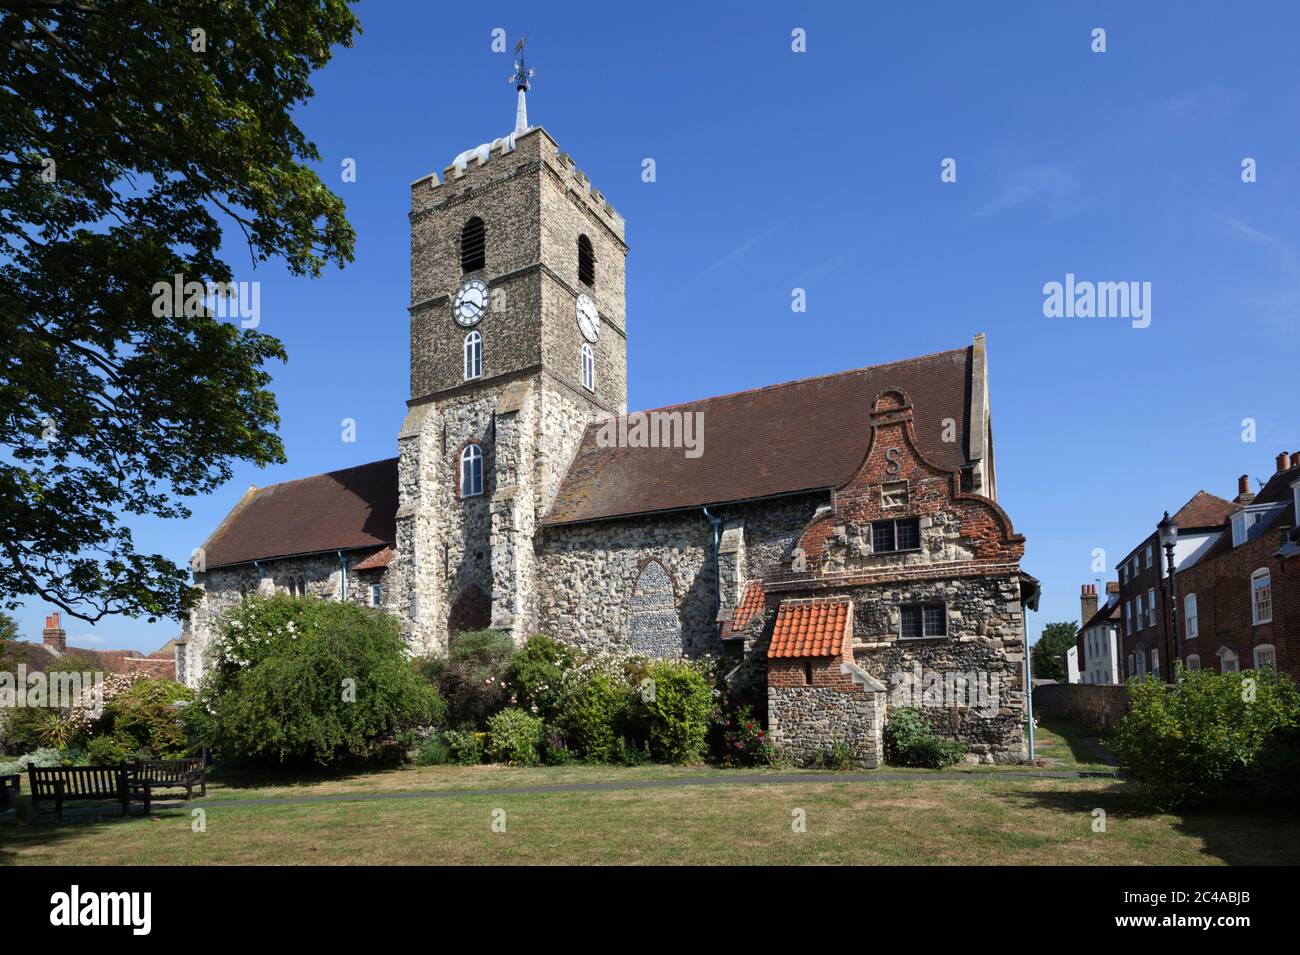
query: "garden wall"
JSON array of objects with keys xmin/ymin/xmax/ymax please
[{"xmin": 1032, "ymin": 682, "xmax": 1131, "ymax": 735}]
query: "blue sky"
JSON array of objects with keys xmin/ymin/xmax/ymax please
[{"xmin": 18, "ymin": 0, "xmax": 1299, "ymax": 653}]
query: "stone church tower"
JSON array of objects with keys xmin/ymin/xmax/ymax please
[{"xmin": 397, "ymin": 75, "xmax": 628, "ymax": 653}]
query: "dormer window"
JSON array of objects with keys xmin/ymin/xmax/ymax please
[
  {"xmin": 577, "ymin": 234, "xmax": 595, "ymax": 287},
  {"xmin": 461, "ymin": 217, "xmax": 486, "ymax": 273}
]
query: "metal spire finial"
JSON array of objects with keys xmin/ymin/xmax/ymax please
[{"xmin": 510, "ymin": 36, "xmax": 535, "ymax": 92}]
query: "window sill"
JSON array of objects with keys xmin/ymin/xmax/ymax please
[{"xmin": 898, "ymin": 634, "xmax": 948, "ymax": 642}]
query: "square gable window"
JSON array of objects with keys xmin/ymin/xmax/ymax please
[
  {"xmin": 901, "ymin": 602, "xmax": 947, "ymax": 639},
  {"xmin": 872, "ymin": 518, "xmax": 921, "ymax": 553},
  {"xmin": 881, "ymin": 481, "xmax": 909, "ymax": 508}
]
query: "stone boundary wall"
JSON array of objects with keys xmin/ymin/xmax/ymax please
[{"xmin": 1032, "ymin": 682, "xmax": 1131, "ymax": 735}]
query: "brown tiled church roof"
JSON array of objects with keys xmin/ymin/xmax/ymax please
[
  {"xmin": 543, "ymin": 345, "xmax": 977, "ymax": 526},
  {"xmin": 1172, "ymin": 490, "xmax": 1237, "ymax": 529},
  {"xmin": 202, "ymin": 458, "xmax": 398, "ymax": 569}
]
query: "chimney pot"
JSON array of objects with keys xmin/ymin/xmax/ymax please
[
  {"xmin": 41, "ymin": 612, "xmax": 67, "ymax": 654},
  {"xmin": 1278, "ymin": 452, "xmax": 1291, "ymax": 473},
  {"xmin": 1239, "ymin": 475, "xmax": 1249, "ymax": 494}
]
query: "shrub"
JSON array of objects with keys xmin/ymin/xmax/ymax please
[
  {"xmin": 562, "ymin": 669, "xmax": 634, "ymax": 763},
  {"xmin": 714, "ymin": 703, "xmax": 775, "ymax": 767},
  {"xmin": 85, "ymin": 733, "xmax": 136, "ymax": 765},
  {"xmin": 810, "ymin": 739, "xmax": 855, "ymax": 771},
  {"xmin": 1109, "ymin": 667, "xmax": 1300, "ymax": 809},
  {"xmin": 507, "ymin": 634, "xmax": 577, "ymax": 722},
  {"xmin": 198, "ymin": 596, "xmax": 443, "ymax": 767},
  {"xmin": 442, "ymin": 728, "xmax": 483, "ymax": 765},
  {"xmin": 90, "ymin": 678, "xmax": 195, "ymax": 759},
  {"xmin": 0, "ymin": 746, "xmax": 65, "ymax": 776},
  {"xmin": 417, "ymin": 629, "xmax": 515, "ymax": 728},
  {"xmin": 640, "ymin": 659, "xmax": 714, "ymax": 764},
  {"xmin": 884, "ymin": 707, "xmax": 967, "ymax": 768},
  {"xmin": 0, "ymin": 706, "xmax": 48, "ymax": 756},
  {"xmin": 415, "ymin": 734, "xmax": 449, "ymax": 766},
  {"xmin": 542, "ymin": 731, "xmax": 574, "ymax": 765},
  {"xmin": 486, "ymin": 708, "xmax": 544, "ymax": 766}
]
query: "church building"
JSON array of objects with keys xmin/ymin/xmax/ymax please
[{"xmin": 177, "ymin": 66, "xmax": 1038, "ymax": 764}]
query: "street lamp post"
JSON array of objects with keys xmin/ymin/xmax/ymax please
[{"xmin": 1157, "ymin": 511, "xmax": 1180, "ymax": 682}]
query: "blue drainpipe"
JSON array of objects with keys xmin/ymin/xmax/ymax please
[{"xmin": 702, "ymin": 507, "xmax": 723, "ymax": 620}]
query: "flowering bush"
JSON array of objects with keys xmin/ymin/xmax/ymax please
[
  {"xmin": 507, "ymin": 634, "xmax": 577, "ymax": 722},
  {"xmin": 416, "ymin": 629, "xmax": 514, "ymax": 728},
  {"xmin": 441, "ymin": 728, "xmax": 484, "ymax": 765},
  {"xmin": 199, "ymin": 596, "xmax": 443, "ymax": 767},
  {"xmin": 714, "ymin": 703, "xmax": 775, "ymax": 767}
]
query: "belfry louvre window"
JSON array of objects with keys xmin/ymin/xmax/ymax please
[
  {"xmin": 872, "ymin": 517, "xmax": 921, "ymax": 553},
  {"xmin": 901, "ymin": 603, "xmax": 947, "ymax": 639},
  {"xmin": 461, "ymin": 217, "xmax": 486, "ymax": 273},
  {"xmin": 577, "ymin": 234, "xmax": 595, "ymax": 287}
]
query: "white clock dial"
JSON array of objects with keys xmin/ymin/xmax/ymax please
[
  {"xmin": 576, "ymin": 292, "xmax": 600, "ymax": 343},
  {"xmin": 453, "ymin": 279, "xmax": 489, "ymax": 327}
]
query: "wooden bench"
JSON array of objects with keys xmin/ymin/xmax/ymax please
[
  {"xmin": 0, "ymin": 774, "xmax": 18, "ymax": 812},
  {"xmin": 27, "ymin": 764, "xmax": 136, "ymax": 819},
  {"xmin": 132, "ymin": 757, "xmax": 206, "ymax": 802}
]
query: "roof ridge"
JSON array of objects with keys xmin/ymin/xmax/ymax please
[
  {"xmin": 607, "ymin": 345, "xmax": 970, "ymax": 420},
  {"xmin": 254, "ymin": 456, "xmax": 399, "ymax": 495}
]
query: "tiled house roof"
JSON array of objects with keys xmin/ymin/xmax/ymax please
[
  {"xmin": 202, "ymin": 458, "xmax": 399, "ymax": 569},
  {"xmin": 543, "ymin": 345, "xmax": 978, "ymax": 526},
  {"xmin": 1173, "ymin": 490, "xmax": 1237, "ymax": 529},
  {"xmin": 767, "ymin": 597, "xmax": 853, "ymax": 658},
  {"xmin": 352, "ymin": 545, "xmax": 396, "ymax": 571}
]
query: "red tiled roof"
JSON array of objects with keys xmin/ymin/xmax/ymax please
[
  {"xmin": 352, "ymin": 545, "xmax": 395, "ymax": 571},
  {"xmin": 731, "ymin": 582, "xmax": 765, "ymax": 630},
  {"xmin": 1173, "ymin": 490, "xmax": 1237, "ymax": 529},
  {"xmin": 203, "ymin": 459, "xmax": 398, "ymax": 569},
  {"xmin": 768, "ymin": 597, "xmax": 852, "ymax": 659},
  {"xmin": 543, "ymin": 345, "xmax": 976, "ymax": 526}
]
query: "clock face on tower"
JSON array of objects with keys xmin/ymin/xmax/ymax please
[
  {"xmin": 576, "ymin": 293, "xmax": 600, "ymax": 343},
  {"xmin": 453, "ymin": 279, "xmax": 488, "ymax": 327}
]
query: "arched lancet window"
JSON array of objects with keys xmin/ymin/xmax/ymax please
[
  {"xmin": 461, "ymin": 216, "xmax": 485, "ymax": 273},
  {"xmin": 580, "ymin": 342, "xmax": 594, "ymax": 391},
  {"xmin": 1251, "ymin": 568, "xmax": 1272, "ymax": 624},
  {"xmin": 464, "ymin": 330, "xmax": 482, "ymax": 380},
  {"xmin": 577, "ymin": 234, "xmax": 595, "ymax": 287},
  {"xmin": 460, "ymin": 443, "xmax": 484, "ymax": 498},
  {"xmin": 628, "ymin": 559, "xmax": 681, "ymax": 658}
]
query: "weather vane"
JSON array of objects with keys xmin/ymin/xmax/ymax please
[{"xmin": 510, "ymin": 35, "xmax": 535, "ymax": 92}]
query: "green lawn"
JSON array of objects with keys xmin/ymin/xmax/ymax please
[{"xmin": 2, "ymin": 761, "xmax": 1295, "ymax": 865}]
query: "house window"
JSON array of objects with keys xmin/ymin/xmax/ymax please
[
  {"xmin": 1219, "ymin": 648, "xmax": 1240, "ymax": 673},
  {"xmin": 872, "ymin": 518, "xmax": 921, "ymax": 553},
  {"xmin": 580, "ymin": 342, "xmax": 595, "ymax": 391},
  {"xmin": 1253, "ymin": 644, "xmax": 1276, "ymax": 669},
  {"xmin": 1185, "ymin": 654, "xmax": 1200, "ymax": 671},
  {"xmin": 459, "ymin": 444, "xmax": 484, "ymax": 498},
  {"xmin": 1184, "ymin": 593, "xmax": 1198, "ymax": 639},
  {"xmin": 900, "ymin": 602, "xmax": 946, "ymax": 639},
  {"xmin": 1147, "ymin": 588, "xmax": 1156, "ymax": 628},
  {"xmin": 1127, "ymin": 653, "xmax": 1135, "ymax": 677},
  {"xmin": 1151, "ymin": 649, "xmax": 1159, "ymax": 678},
  {"xmin": 577, "ymin": 234, "xmax": 596, "ymax": 287},
  {"xmin": 460, "ymin": 216, "xmax": 486, "ymax": 272},
  {"xmin": 1251, "ymin": 568, "xmax": 1272, "ymax": 624},
  {"xmin": 1136, "ymin": 593, "xmax": 1145, "ymax": 629},
  {"xmin": 370, "ymin": 583, "xmax": 383, "ymax": 607},
  {"xmin": 881, "ymin": 481, "xmax": 909, "ymax": 508},
  {"xmin": 1144, "ymin": 545, "xmax": 1153, "ymax": 570},
  {"xmin": 464, "ymin": 330, "xmax": 482, "ymax": 380}
]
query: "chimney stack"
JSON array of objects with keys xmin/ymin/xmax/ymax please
[
  {"xmin": 1278, "ymin": 451, "xmax": 1293, "ymax": 473},
  {"xmin": 1079, "ymin": 584, "xmax": 1098, "ymax": 625},
  {"xmin": 1235, "ymin": 475, "xmax": 1255, "ymax": 506},
  {"xmin": 42, "ymin": 612, "xmax": 66, "ymax": 654}
]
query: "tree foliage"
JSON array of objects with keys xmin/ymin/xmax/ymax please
[
  {"xmin": 1032, "ymin": 621, "xmax": 1077, "ymax": 682},
  {"xmin": 0, "ymin": 1, "xmax": 359, "ymax": 623}
]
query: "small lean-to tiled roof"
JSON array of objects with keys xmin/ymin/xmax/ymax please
[
  {"xmin": 768, "ymin": 597, "xmax": 852, "ymax": 659},
  {"xmin": 731, "ymin": 582, "xmax": 766, "ymax": 631},
  {"xmin": 202, "ymin": 459, "xmax": 398, "ymax": 569},
  {"xmin": 352, "ymin": 545, "xmax": 396, "ymax": 571},
  {"xmin": 1173, "ymin": 490, "xmax": 1237, "ymax": 529},
  {"xmin": 544, "ymin": 345, "xmax": 976, "ymax": 526}
]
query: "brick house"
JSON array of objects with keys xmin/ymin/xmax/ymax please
[
  {"xmin": 8, "ymin": 613, "xmax": 177, "ymax": 681},
  {"xmin": 1176, "ymin": 453, "xmax": 1300, "ymax": 680},
  {"xmin": 1075, "ymin": 582, "xmax": 1121, "ymax": 684},
  {"xmin": 1117, "ymin": 490, "xmax": 1237, "ymax": 681}
]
